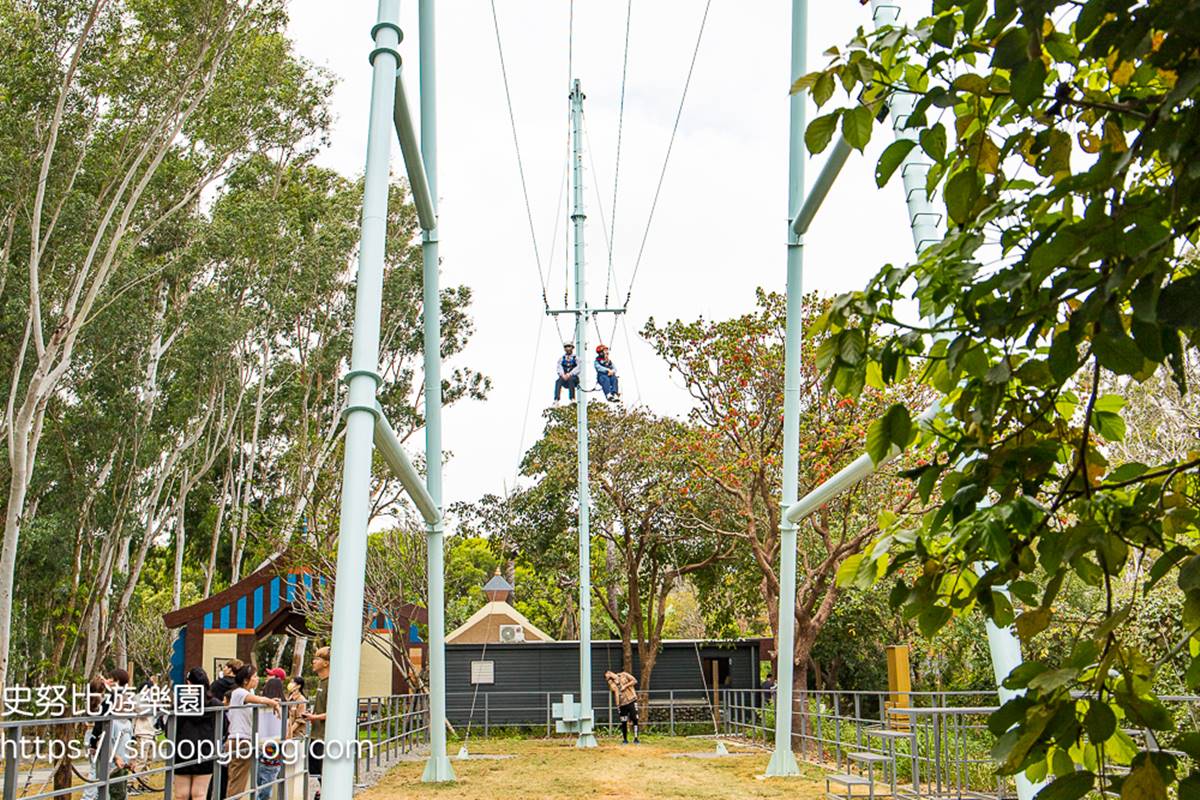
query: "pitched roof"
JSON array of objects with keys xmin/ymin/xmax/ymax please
[{"xmin": 445, "ymin": 601, "xmax": 554, "ymax": 643}]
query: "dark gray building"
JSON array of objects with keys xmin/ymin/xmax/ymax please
[{"xmin": 445, "ymin": 639, "xmax": 763, "ymax": 727}]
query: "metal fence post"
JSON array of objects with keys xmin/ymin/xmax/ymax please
[
  {"xmin": 834, "ymin": 693, "xmax": 842, "ymax": 771},
  {"xmin": 669, "ymin": 691, "xmax": 675, "ymax": 737},
  {"xmin": 545, "ymin": 693, "xmax": 551, "ymax": 738},
  {"xmin": 164, "ymin": 713, "xmax": 177, "ymax": 800},
  {"xmin": 4, "ymin": 723, "xmax": 21, "ymax": 800},
  {"xmin": 855, "ymin": 694, "xmax": 863, "ymax": 750},
  {"xmin": 96, "ymin": 716, "xmax": 113, "ymax": 800},
  {"xmin": 483, "ymin": 693, "xmax": 489, "ymax": 738}
]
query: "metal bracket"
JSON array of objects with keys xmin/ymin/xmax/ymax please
[
  {"xmin": 368, "ymin": 46, "xmax": 401, "ymax": 66},
  {"xmin": 343, "ymin": 369, "xmax": 382, "ymax": 386},
  {"xmin": 341, "ymin": 403, "xmax": 381, "ymax": 422},
  {"xmin": 370, "ymin": 21, "xmax": 403, "ymax": 42}
]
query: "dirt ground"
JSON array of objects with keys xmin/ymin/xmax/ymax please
[{"xmin": 364, "ymin": 735, "xmax": 827, "ymax": 800}]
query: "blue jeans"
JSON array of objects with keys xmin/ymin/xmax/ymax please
[
  {"xmin": 597, "ymin": 373, "xmax": 619, "ymax": 397},
  {"xmin": 554, "ymin": 376, "xmax": 579, "ymax": 400},
  {"xmin": 255, "ymin": 762, "xmax": 281, "ymax": 800}
]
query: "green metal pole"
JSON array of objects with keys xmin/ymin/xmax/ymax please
[
  {"xmin": 324, "ymin": 2, "xmax": 400, "ymax": 798},
  {"xmin": 418, "ymin": 0, "xmax": 455, "ymax": 782},
  {"xmin": 569, "ymin": 78, "xmax": 598, "ymax": 749},
  {"xmin": 766, "ymin": 0, "xmax": 806, "ymax": 778}
]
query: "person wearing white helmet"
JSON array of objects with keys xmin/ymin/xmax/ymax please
[{"xmin": 554, "ymin": 342, "xmax": 581, "ymax": 402}]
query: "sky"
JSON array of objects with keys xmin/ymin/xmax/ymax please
[{"xmin": 285, "ymin": 1, "xmax": 927, "ymax": 516}]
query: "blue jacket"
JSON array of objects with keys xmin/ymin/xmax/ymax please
[
  {"xmin": 557, "ymin": 354, "xmax": 580, "ymax": 379},
  {"xmin": 595, "ymin": 355, "xmax": 616, "ymax": 376}
]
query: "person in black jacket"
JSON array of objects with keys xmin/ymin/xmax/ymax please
[
  {"xmin": 171, "ymin": 667, "xmax": 218, "ymax": 800},
  {"xmin": 209, "ymin": 660, "xmax": 243, "ymax": 705}
]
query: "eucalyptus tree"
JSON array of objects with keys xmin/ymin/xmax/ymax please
[{"xmin": 0, "ymin": 0, "xmax": 330, "ymax": 689}]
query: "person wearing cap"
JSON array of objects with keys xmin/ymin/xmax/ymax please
[
  {"xmin": 554, "ymin": 342, "xmax": 581, "ymax": 402},
  {"xmin": 595, "ymin": 344, "xmax": 620, "ymax": 402}
]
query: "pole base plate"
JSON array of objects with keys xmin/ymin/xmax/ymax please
[
  {"xmin": 764, "ymin": 746, "xmax": 801, "ymax": 777},
  {"xmin": 421, "ymin": 754, "xmax": 457, "ymax": 783},
  {"xmin": 575, "ymin": 732, "xmax": 598, "ymax": 749}
]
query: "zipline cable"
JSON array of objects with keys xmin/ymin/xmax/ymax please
[
  {"xmin": 510, "ymin": 311, "xmax": 549, "ymax": 494},
  {"xmin": 567, "ymin": 0, "xmax": 575, "ymax": 92},
  {"xmin": 547, "ymin": 133, "xmax": 572, "ymax": 344},
  {"xmin": 619, "ymin": 314, "xmax": 642, "ymax": 405},
  {"xmin": 582, "ymin": 111, "xmax": 623, "ymax": 347},
  {"xmin": 604, "ymin": 0, "xmax": 633, "ymax": 308},
  {"xmin": 623, "ymin": 0, "xmax": 713, "ymax": 310},
  {"xmin": 490, "ymin": 0, "xmax": 555, "ymax": 312}
]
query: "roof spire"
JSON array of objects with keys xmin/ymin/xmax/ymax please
[{"xmin": 483, "ymin": 570, "xmax": 513, "ymax": 604}]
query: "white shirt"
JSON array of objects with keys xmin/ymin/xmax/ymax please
[
  {"xmin": 257, "ymin": 708, "xmax": 282, "ymax": 744},
  {"xmin": 226, "ymin": 688, "xmax": 253, "ymax": 740}
]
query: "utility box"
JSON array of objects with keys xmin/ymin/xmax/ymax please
[{"xmin": 885, "ymin": 645, "xmax": 912, "ymax": 730}]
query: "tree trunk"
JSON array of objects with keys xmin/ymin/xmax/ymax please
[
  {"xmin": 205, "ymin": 453, "xmax": 234, "ymax": 595},
  {"xmin": 173, "ymin": 466, "xmax": 190, "ymax": 608},
  {"xmin": 271, "ymin": 635, "xmax": 288, "ymax": 669},
  {"xmin": 792, "ymin": 658, "xmax": 809, "ymax": 759},
  {"xmin": 0, "ymin": 391, "xmax": 39, "ymax": 689},
  {"xmin": 231, "ymin": 344, "xmax": 269, "ymax": 582},
  {"xmin": 290, "ymin": 636, "xmax": 308, "ymax": 676},
  {"xmin": 636, "ymin": 650, "xmax": 658, "ymax": 725}
]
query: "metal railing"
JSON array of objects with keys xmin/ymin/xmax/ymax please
[
  {"xmin": 446, "ymin": 688, "xmax": 726, "ymax": 737},
  {"xmin": 0, "ymin": 694, "xmax": 429, "ymax": 800},
  {"xmin": 720, "ymin": 689, "xmax": 1200, "ymax": 800},
  {"xmin": 6, "ymin": 687, "xmax": 1195, "ymax": 800}
]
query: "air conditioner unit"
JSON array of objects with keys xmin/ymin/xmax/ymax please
[{"xmin": 499, "ymin": 624, "xmax": 525, "ymax": 643}]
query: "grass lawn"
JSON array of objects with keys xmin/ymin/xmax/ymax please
[{"xmin": 364, "ymin": 735, "xmax": 827, "ymax": 799}]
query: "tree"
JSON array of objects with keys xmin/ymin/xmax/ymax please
[
  {"xmin": 518, "ymin": 405, "xmax": 730, "ymax": 709},
  {"xmin": 804, "ymin": 1, "xmax": 1200, "ymax": 795},
  {"xmin": 0, "ymin": 0, "xmax": 329, "ymax": 691},
  {"xmin": 644, "ymin": 291, "xmax": 929, "ymax": 737},
  {"xmin": 291, "ymin": 522, "xmax": 427, "ymax": 689}
]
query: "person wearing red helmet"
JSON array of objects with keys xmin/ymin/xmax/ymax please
[{"xmin": 595, "ymin": 344, "xmax": 620, "ymax": 402}]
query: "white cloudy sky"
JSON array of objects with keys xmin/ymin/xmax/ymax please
[{"xmin": 285, "ymin": 1, "xmax": 927, "ymax": 514}]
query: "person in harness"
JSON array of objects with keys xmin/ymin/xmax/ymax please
[
  {"xmin": 554, "ymin": 342, "xmax": 581, "ymax": 402},
  {"xmin": 595, "ymin": 344, "xmax": 620, "ymax": 402}
]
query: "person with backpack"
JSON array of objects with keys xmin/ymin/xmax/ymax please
[
  {"xmin": 594, "ymin": 345, "xmax": 620, "ymax": 402},
  {"xmin": 554, "ymin": 343, "xmax": 581, "ymax": 402}
]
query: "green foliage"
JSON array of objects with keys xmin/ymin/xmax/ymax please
[
  {"xmin": 0, "ymin": 1, "xmax": 489, "ymax": 685},
  {"xmin": 643, "ymin": 291, "xmax": 934, "ymax": 695},
  {"xmin": 797, "ymin": 1, "xmax": 1200, "ymax": 796}
]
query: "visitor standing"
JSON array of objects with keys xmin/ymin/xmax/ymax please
[
  {"xmin": 301, "ymin": 648, "xmax": 330, "ymax": 800},
  {"xmin": 171, "ymin": 668, "xmax": 217, "ymax": 800},
  {"xmin": 282, "ymin": 676, "xmax": 308, "ymax": 800},
  {"xmin": 255, "ymin": 678, "xmax": 286, "ymax": 800},
  {"xmin": 604, "ymin": 670, "xmax": 640, "ymax": 744},
  {"xmin": 224, "ymin": 665, "xmax": 280, "ymax": 800}
]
